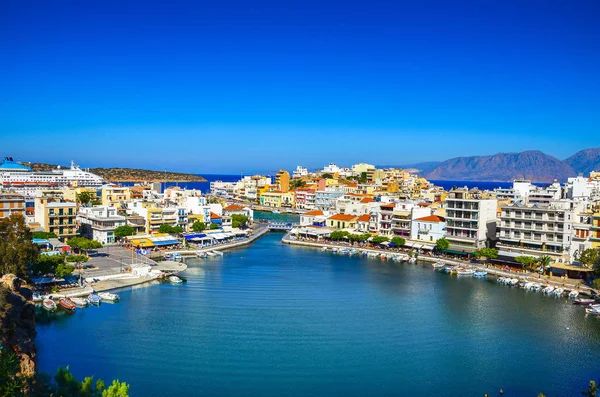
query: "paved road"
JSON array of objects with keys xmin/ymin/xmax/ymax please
[{"xmin": 79, "ymin": 245, "xmax": 157, "ymax": 278}]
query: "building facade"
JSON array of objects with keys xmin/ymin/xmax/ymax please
[{"xmin": 78, "ymin": 206, "xmax": 127, "ymax": 244}]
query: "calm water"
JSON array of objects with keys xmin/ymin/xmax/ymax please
[{"xmin": 37, "ymin": 234, "xmax": 600, "ymax": 396}]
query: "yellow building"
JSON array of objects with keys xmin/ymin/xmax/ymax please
[
  {"xmin": 327, "ymin": 214, "xmax": 358, "ymax": 229},
  {"xmin": 61, "ymin": 187, "xmax": 98, "ymax": 203},
  {"xmin": 34, "ymin": 196, "xmax": 78, "ymax": 240},
  {"xmin": 275, "ymin": 170, "xmax": 290, "ymax": 193},
  {"xmin": 260, "ymin": 191, "xmax": 283, "ymax": 208},
  {"xmin": 145, "ymin": 207, "xmax": 178, "ymax": 234},
  {"xmin": 0, "ymin": 194, "xmax": 25, "ymax": 219},
  {"xmin": 592, "ymin": 211, "xmax": 600, "ymax": 249},
  {"xmin": 102, "ymin": 186, "xmax": 131, "ymax": 208}
]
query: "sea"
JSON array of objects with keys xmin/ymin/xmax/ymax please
[
  {"xmin": 36, "ymin": 233, "xmax": 600, "ymax": 397},
  {"xmin": 120, "ymin": 174, "xmax": 547, "ymax": 194}
]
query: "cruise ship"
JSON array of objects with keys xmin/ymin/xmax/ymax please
[{"xmin": 0, "ymin": 158, "xmax": 106, "ymax": 196}]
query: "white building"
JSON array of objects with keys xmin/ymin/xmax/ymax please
[
  {"xmin": 78, "ymin": 206, "xmax": 126, "ymax": 244},
  {"xmin": 411, "ymin": 215, "xmax": 446, "ymax": 242},
  {"xmin": 445, "ymin": 188, "xmax": 498, "ymax": 253},
  {"xmin": 292, "ymin": 166, "xmax": 309, "ymax": 178},
  {"xmin": 315, "ymin": 187, "xmax": 345, "ymax": 210},
  {"xmin": 322, "ymin": 163, "xmax": 341, "ymax": 174}
]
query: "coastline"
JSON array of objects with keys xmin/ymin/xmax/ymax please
[{"xmin": 281, "ymin": 234, "xmax": 594, "ymax": 295}]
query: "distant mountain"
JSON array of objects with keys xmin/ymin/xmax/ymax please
[
  {"xmin": 564, "ymin": 148, "xmax": 600, "ymax": 174},
  {"xmin": 424, "ymin": 151, "xmax": 575, "ymax": 182},
  {"xmin": 376, "ymin": 161, "xmax": 442, "ymax": 172},
  {"xmin": 26, "ymin": 163, "xmax": 206, "ymax": 182}
]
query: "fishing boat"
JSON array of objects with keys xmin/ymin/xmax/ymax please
[
  {"xmin": 88, "ymin": 292, "xmax": 101, "ymax": 306},
  {"xmin": 573, "ymin": 298, "xmax": 596, "ymax": 305},
  {"xmin": 585, "ymin": 305, "xmax": 600, "ymax": 315},
  {"xmin": 169, "ymin": 275, "xmax": 183, "ymax": 284},
  {"xmin": 432, "ymin": 262, "xmax": 445, "ymax": 269},
  {"xmin": 196, "ymin": 252, "xmax": 208, "ymax": 258},
  {"xmin": 71, "ymin": 297, "xmax": 89, "ymax": 307},
  {"xmin": 473, "ymin": 271, "xmax": 487, "ymax": 277},
  {"xmin": 58, "ymin": 297, "xmax": 76, "ymax": 312},
  {"xmin": 349, "ymin": 249, "xmax": 359, "ymax": 256},
  {"xmin": 380, "ymin": 254, "xmax": 388, "ymax": 260},
  {"xmin": 331, "ymin": 247, "xmax": 338, "ymax": 253},
  {"xmin": 508, "ymin": 278, "xmax": 520, "ymax": 286},
  {"xmin": 98, "ymin": 292, "xmax": 120, "ymax": 302},
  {"xmin": 32, "ymin": 292, "xmax": 42, "ymax": 302},
  {"xmin": 408, "ymin": 257, "xmax": 417, "ymax": 264},
  {"xmin": 272, "ymin": 210, "xmax": 281, "ymax": 214},
  {"xmin": 42, "ymin": 298, "xmax": 56, "ymax": 312},
  {"xmin": 456, "ymin": 268, "xmax": 475, "ymax": 276},
  {"xmin": 542, "ymin": 286, "xmax": 555, "ymax": 294},
  {"xmin": 163, "ymin": 253, "xmax": 174, "ymax": 260},
  {"xmin": 552, "ymin": 288, "xmax": 565, "ymax": 297},
  {"xmin": 321, "ymin": 247, "xmax": 329, "ymax": 252},
  {"xmin": 568, "ymin": 290, "xmax": 580, "ymax": 299},
  {"xmin": 444, "ymin": 266, "xmax": 455, "ymax": 273}
]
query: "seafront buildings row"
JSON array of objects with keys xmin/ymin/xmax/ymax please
[{"xmin": 1, "ymin": 158, "xmax": 599, "ymax": 273}]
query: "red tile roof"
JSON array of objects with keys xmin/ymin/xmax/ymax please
[
  {"xmin": 380, "ymin": 203, "xmax": 395, "ymax": 209},
  {"xmin": 360, "ymin": 198, "xmax": 375, "ymax": 203},
  {"xmin": 303, "ymin": 210, "xmax": 324, "ymax": 216},
  {"xmin": 328, "ymin": 214, "xmax": 358, "ymax": 221},
  {"xmin": 414, "ymin": 215, "xmax": 445, "ymax": 223},
  {"xmin": 357, "ymin": 214, "xmax": 371, "ymax": 222},
  {"xmin": 224, "ymin": 205, "xmax": 245, "ymax": 211},
  {"xmin": 210, "ymin": 212, "xmax": 222, "ymax": 219}
]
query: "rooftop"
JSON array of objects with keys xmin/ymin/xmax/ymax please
[
  {"xmin": 414, "ymin": 215, "xmax": 446, "ymax": 223},
  {"xmin": 328, "ymin": 214, "xmax": 358, "ymax": 221}
]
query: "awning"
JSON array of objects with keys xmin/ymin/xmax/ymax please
[
  {"xmin": 130, "ymin": 238, "xmax": 155, "ymax": 247},
  {"xmin": 498, "ymin": 250, "xmax": 529, "ymax": 259},
  {"xmin": 443, "ymin": 249, "xmax": 474, "ymax": 256},
  {"xmin": 32, "ymin": 238, "xmax": 50, "ymax": 245},
  {"xmin": 550, "ymin": 263, "xmax": 595, "ymax": 272},
  {"xmin": 183, "ymin": 233, "xmax": 207, "ymax": 240},
  {"xmin": 152, "ymin": 239, "xmax": 179, "ymax": 246}
]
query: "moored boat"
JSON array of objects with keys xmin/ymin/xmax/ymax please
[
  {"xmin": 32, "ymin": 292, "xmax": 42, "ymax": 302},
  {"xmin": 574, "ymin": 298, "xmax": 596, "ymax": 305},
  {"xmin": 43, "ymin": 298, "xmax": 56, "ymax": 312},
  {"xmin": 456, "ymin": 268, "xmax": 475, "ymax": 276},
  {"xmin": 58, "ymin": 297, "xmax": 76, "ymax": 312},
  {"xmin": 473, "ymin": 271, "xmax": 487, "ymax": 277},
  {"xmin": 98, "ymin": 292, "xmax": 120, "ymax": 302},
  {"xmin": 71, "ymin": 297, "xmax": 89, "ymax": 307},
  {"xmin": 568, "ymin": 290, "xmax": 579, "ymax": 299},
  {"xmin": 88, "ymin": 292, "xmax": 101, "ymax": 306},
  {"xmin": 542, "ymin": 286, "xmax": 555, "ymax": 294},
  {"xmin": 432, "ymin": 262, "xmax": 445, "ymax": 269},
  {"xmin": 552, "ymin": 288, "xmax": 565, "ymax": 297},
  {"xmin": 169, "ymin": 275, "xmax": 183, "ymax": 284}
]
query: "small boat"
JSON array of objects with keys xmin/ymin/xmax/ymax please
[
  {"xmin": 272, "ymin": 210, "xmax": 281, "ymax": 214},
  {"xmin": 349, "ymin": 249, "xmax": 359, "ymax": 256},
  {"xmin": 58, "ymin": 297, "xmax": 76, "ymax": 312},
  {"xmin": 408, "ymin": 257, "xmax": 417, "ymax": 264},
  {"xmin": 542, "ymin": 286, "xmax": 555, "ymax": 294},
  {"xmin": 321, "ymin": 247, "xmax": 329, "ymax": 252},
  {"xmin": 444, "ymin": 266, "xmax": 455, "ymax": 274},
  {"xmin": 552, "ymin": 288, "xmax": 565, "ymax": 297},
  {"xmin": 42, "ymin": 298, "xmax": 56, "ymax": 312},
  {"xmin": 380, "ymin": 254, "xmax": 388, "ymax": 260},
  {"xmin": 98, "ymin": 292, "xmax": 120, "ymax": 302},
  {"xmin": 163, "ymin": 253, "xmax": 174, "ymax": 260},
  {"xmin": 568, "ymin": 290, "xmax": 579, "ymax": 299},
  {"xmin": 88, "ymin": 292, "xmax": 101, "ymax": 306},
  {"xmin": 585, "ymin": 305, "xmax": 600, "ymax": 315},
  {"xmin": 573, "ymin": 298, "xmax": 596, "ymax": 305},
  {"xmin": 473, "ymin": 271, "xmax": 487, "ymax": 277},
  {"xmin": 32, "ymin": 292, "xmax": 42, "ymax": 302},
  {"xmin": 169, "ymin": 275, "xmax": 183, "ymax": 284},
  {"xmin": 71, "ymin": 297, "xmax": 89, "ymax": 307},
  {"xmin": 457, "ymin": 269, "xmax": 475, "ymax": 276},
  {"xmin": 331, "ymin": 248, "xmax": 338, "ymax": 253},
  {"xmin": 432, "ymin": 262, "xmax": 445, "ymax": 269}
]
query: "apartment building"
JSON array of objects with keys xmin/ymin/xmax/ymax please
[
  {"xmin": 592, "ymin": 211, "xmax": 600, "ymax": 249},
  {"xmin": 294, "ymin": 188, "xmax": 316, "ymax": 210},
  {"xmin": 34, "ymin": 196, "xmax": 78, "ymax": 240},
  {"xmin": 315, "ymin": 187, "xmax": 345, "ymax": 210},
  {"xmin": 411, "ymin": 215, "xmax": 446, "ymax": 242},
  {"xmin": 275, "ymin": 170, "xmax": 290, "ymax": 193},
  {"xmin": 445, "ymin": 188, "xmax": 498, "ymax": 254},
  {"xmin": 101, "ymin": 185, "xmax": 131, "ymax": 208},
  {"xmin": 496, "ymin": 200, "xmax": 584, "ymax": 261},
  {"xmin": 0, "ymin": 193, "xmax": 25, "ymax": 219},
  {"xmin": 78, "ymin": 206, "xmax": 126, "ymax": 244}
]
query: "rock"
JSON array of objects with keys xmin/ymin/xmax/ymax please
[{"xmin": 1, "ymin": 274, "xmax": 23, "ymax": 291}]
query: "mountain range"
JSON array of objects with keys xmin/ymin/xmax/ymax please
[{"xmin": 421, "ymin": 148, "xmax": 600, "ymax": 182}]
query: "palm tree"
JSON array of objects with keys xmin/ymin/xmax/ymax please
[{"xmin": 537, "ymin": 255, "xmax": 552, "ymax": 276}]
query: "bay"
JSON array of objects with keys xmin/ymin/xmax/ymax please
[{"xmin": 36, "ymin": 233, "xmax": 600, "ymax": 396}]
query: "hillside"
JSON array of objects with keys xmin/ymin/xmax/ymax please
[
  {"xmin": 564, "ymin": 148, "xmax": 600, "ymax": 174},
  {"xmin": 26, "ymin": 163, "xmax": 206, "ymax": 182},
  {"xmin": 424, "ymin": 151, "xmax": 575, "ymax": 182}
]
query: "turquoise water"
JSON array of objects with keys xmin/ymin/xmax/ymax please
[
  {"xmin": 253, "ymin": 210, "xmax": 300, "ymax": 223},
  {"xmin": 36, "ymin": 233, "xmax": 600, "ymax": 396}
]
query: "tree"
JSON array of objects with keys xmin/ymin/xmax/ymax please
[
  {"xmin": 113, "ymin": 225, "xmax": 135, "ymax": 238},
  {"xmin": 321, "ymin": 173, "xmax": 333, "ymax": 179},
  {"xmin": 582, "ymin": 380, "xmax": 597, "ymax": 397},
  {"xmin": 435, "ymin": 238, "xmax": 450, "ymax": 251},
  {"xmin": 102, "ymin": 380, "xmax": 130, "ymax": 397},
  {"xmin": 592, "ymin": 279, "xmax": 600, "ymax": 291},
  {"xmin": 51, "ymin": 366, "xmax": 128, "ymax": 397},
  {"xmin": 359, "ymin": 172, "xmax": 368, "ymax": 184},
  {"xmin": 68, "ymin": 237, "xmax": 102, "ymax": 256},
  {"xmin": 231, "ymin": 214, "xmax": 249, "ymax": 228},
  {"xmin": 210, "ymin": 223, "xmax": 219, "ymax": 230},
  {"xmin": 537, "ymin": 255, "xmax": 552, "ymax": 275},
  {"xmin": 55, "ymin": 263, "xmax": 75, "ymax": 277},
  {"xmin": 0, "ymin": 351, "xmax": 26, "ymax": 397},
  {"xmin": 515, "ymin": 256, "xmax": 537, "ymax": 271},
  {"xmin": 329, "ymin": 231, "xmax": 350, "ymax": 241},
  {"xmin": 66, "ymin": 254, "xmax": 89, "ymax": 269},
  {"xmin": 576, "ymin": 249, "xmax": 600, "ymax": 269},
  {"xmin": 158, "ymin": 224, "xmax": 184, "ymax": 234},
  {"xmin": 31, "ymin": 254, "xmax": 66, "ymax": 276},
  {"xmin": 475, "ymin": 248, "xmax": 498, "ymax": 260},
  {"xmin": 76, "ymin": 191, "xmax": 100, "ymax": 207},
  {"xmin": 32, "ymin": 231, "xmax": 57, "ymax": 239},
  {"xmin": 290, "ymin": 179, "xmax": 306, "ymax": 190},
  {"xmin": 0, "ymin": 214, "xmax": 39, "ymax": 278},
  {"xmin": 391, "ymin": 237, "xmax": 406, "ymax": 247},
  {"xmin": 191, "ymin": 221, "xmax": 206, "ymax": 232},
  {"xmin": 371, "ymin": 236, "xmax": 389, "ymax": 244}
]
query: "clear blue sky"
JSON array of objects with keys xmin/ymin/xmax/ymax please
[{"xmin": 1, "ymin": 0, "xmax": 598, "ymax": 174}]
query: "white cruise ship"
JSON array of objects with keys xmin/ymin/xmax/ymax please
[{"xmin": 0, "ymin": 158, "xmax": 106, "ymax": 196}]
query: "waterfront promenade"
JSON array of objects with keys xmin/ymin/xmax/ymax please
[{"xmin": 282, "ymin": 234, "xmax": 595, "ymax": 294}]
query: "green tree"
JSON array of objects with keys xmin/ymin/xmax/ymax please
[
  {"xmin": 592, "ymin": 279, "xmax": 600, "ymax": 290},
  {"xmin": 435, "ymin": 238, "xmax": 450, "ymax": 251},
  {"xmin": 113, "ymin": 225, "xmax": 135, "ymax": 238},
  {"xmin": 582, "ymin": 380, "xmax": 597, "ymax": 397},
  {"xmin": 102, "ymin": 380, "xmax": 130, "ymax": 397},
  {"xmin": 359, "ymin": 172, "xmax": 368, "ymax": 184},
  {"xmin": 68, "ymin": 237, "xmax": 102, "ymax": 256},
  {"xmin": 391, "ymin": 237, "xmax": 406, "ymax": 247},
  {"xmin": 231, "ymin": 214, "xmax": 249, "ymax": 228},
  {"xmin": 321, "ymin": 173, "xmax": 333, "ymax": 179},
  {"xmin": 290, "ymin": 179, "xmax": 306, "ymax": 190},
  {"xmin": 55, "ymin": 366, "xmax": 81, "ymax": 397},
  {"xmin": 191, "ymin": 221, "xmax": 206, "ymax": 232},
  {"xmin": 32, "ymin": 231, "xmax": 58, "ymax": 239},
  {"xmin": 55, "ymin": 263, "xmax": 75, "ymax": 277},
  {"xmin": 475, "ymin": 248, "xmax": 498, "ymax": 260},
  {"xmin": 158, "ymin": 224, "xmax": 184, "ymax": 234},
  {"xmin": 76, "ymin": 191, "xmax": 100, "ymax": 207},
  {"xmin": 371, "ymin": 236, "xmax": 389, "ymax": 244},
  {"xmin": 210, "ymin": 223, "xmax": 219, "ymax": 230},
  {"xmin": 0, "ymin": 351, "xmax": 26, "ymax": 397},
  {"xmin": 576, "ymin": 248, "xmax": 600, "ymax": 269},
  {"xmin": 0, "ymin": 214, "xmax": 39, "ymax": 278},
  {"xmin": 329, "ymin": 231, "xmax": 350, "ymax": 241},
  {"xmin": 515, "ymin": 256, "xmax": 537, "ymax": 271}
]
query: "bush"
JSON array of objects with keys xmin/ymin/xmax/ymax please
[{"xmin": 391, "ymin": 237, "xmax": 406, "ymax": 247}]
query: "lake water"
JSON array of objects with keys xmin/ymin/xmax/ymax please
[{"xmin": 36, "ymin": 233, "xmax": 600, "ymax": 396}]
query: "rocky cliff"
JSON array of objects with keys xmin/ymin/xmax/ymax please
[
  {"xmin": 424, "ymin": 150, "xmax": 575, "ymax": 182},
  {"xmin": 564, "ymin": 148, "xmax": 600, "ymax": 174},
  {"xmin": 0, "ymin": 274, "xmax": 37, "ymax": 382}
]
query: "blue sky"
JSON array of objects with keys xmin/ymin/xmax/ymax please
[{"xmin": 1, "ymin": 0, "xmax": 598, "ymax": 174}]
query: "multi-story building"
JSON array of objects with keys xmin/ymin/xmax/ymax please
[
  {"xmin": 390, "ymin": 202, "xmax": 431, "ymax": 238},
  {"xmin": 327, "ymin": 214, "xmax": 358, "ymax": 230},
  {"xmin": 315, "ymin": 187, "xmax": 345, "ymax": 211},
  {"xmin": 0, "ymin": 193, "xmax": 25, "ymax": 219},
  {"xmin": 294, "ymin": 188, "xmax": 316, "ymax": 210},
  {"xmin": 292, "ymin": 166, "xmax": 309, "ymax": 178},
  {"xmin": 592, "ymin": 211, "xmax": 600, "ymax": 249},
  {"xmin": 259, "ymin": 191, "xmax": 294, "ymax": 208},
  {"xmin": 275, "ymin": 170, "xmax": 290, "ymax": 193},
  {"xmin": 78, "ymin": 206, "xmax": 126, "ymax": 244},
  {"xmin": 445, "ymin": 188, "xmax": 498, "ymax": 254},
  {"xmin": 411, "ymin": 215, "xmax": 446, "ymax": 242},
  {"xmin": 496, "ymin": 200, "xmax": 585, "ymax": 261},
  {"xmin": 101, "ymin": 185, "xmax": 131, "ymax": 208},
  {"xmin": 34, "ymin": 196, "xmax": 78, "ymax": 240}
]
